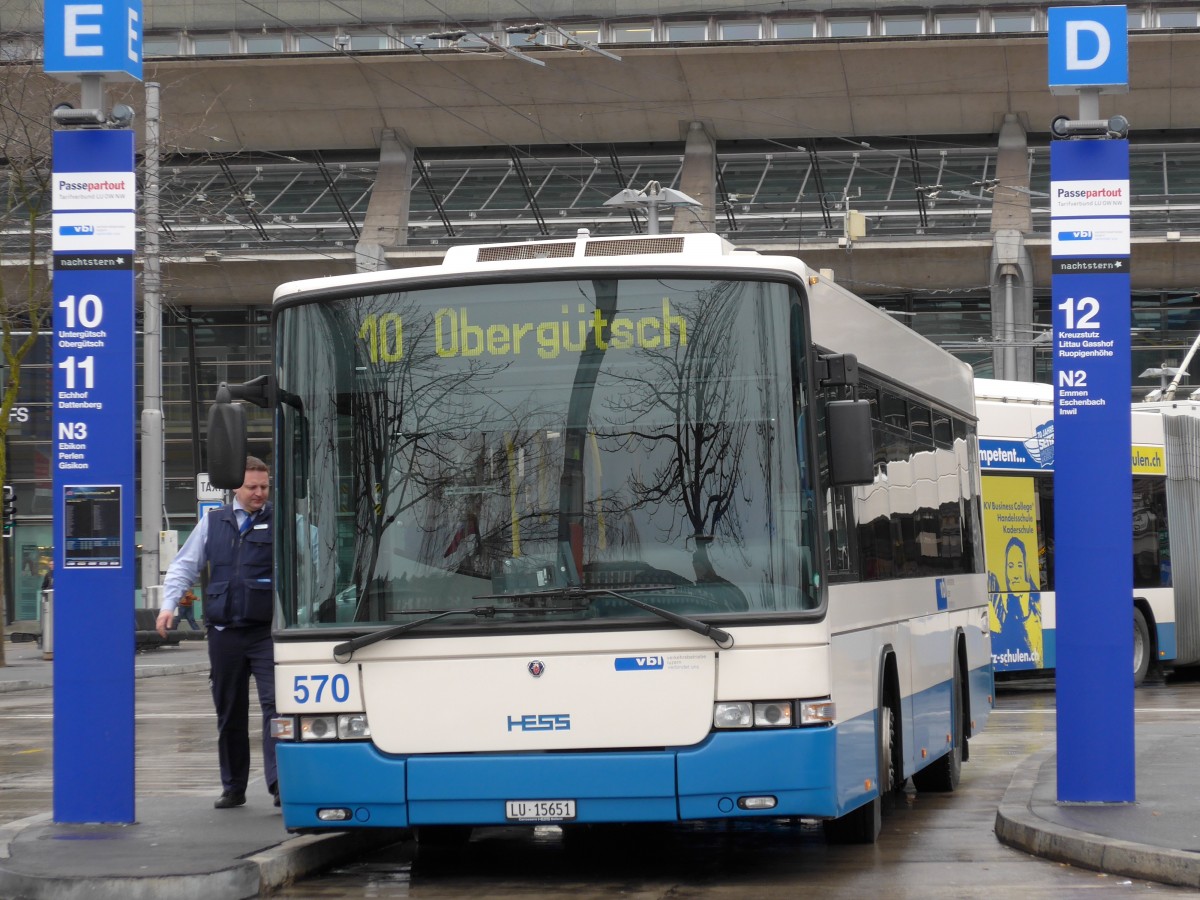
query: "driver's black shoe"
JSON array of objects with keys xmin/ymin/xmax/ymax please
[{"xmin": 214, "ymin": 791, "xmax": 246, "ymax": 809}]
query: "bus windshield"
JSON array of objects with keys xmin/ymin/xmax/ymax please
[{"xmin": 275, "ymin": 276, "xmax": 816, "ymax": 632}]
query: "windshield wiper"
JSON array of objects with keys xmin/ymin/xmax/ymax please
[
  {"xmin": 473, "ymin": 585, "xmax": 735, "ymax": 650},
  {"xmin": 331, "ymin": 604, "xmax": 585, "ymax": 663}
]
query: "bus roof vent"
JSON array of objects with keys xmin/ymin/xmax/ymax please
[
  {"xmin": 476, "ymin": 242, "xmax": 576, "ymax": 262},
  {"xmin": 584, "ymin": 237, "xmax": 685, "ymax": 257}
]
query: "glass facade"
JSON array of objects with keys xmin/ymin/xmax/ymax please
[
  {"xmin": 3, "ymin": 306, "xmax": 271, "ymax": 621},
  {"xmin": 6, "ymin": 305, "xmax": 271, "ymax": 519},
  {"xmin": 0, "ymin": 138, "xmax": 1180, "ymax": 255},
  {"xmin": 115, "ymin": 5, "xmax": 1198, "ymax": 57},
  {"xmin": 6, "ymin": 137, "xmax": 1200, "ymax": 527}
]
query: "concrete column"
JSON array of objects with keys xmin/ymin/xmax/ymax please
[
  {"xmin": 990, "ymin": 230, "xmax": 1035, "ymax": 381},
  {"xmin": 991, "ymin": 113, "xmax": 1032, "ymax": 234},
  {"xmin": 674, "ymin": 121, "xmax": 716, "ymax": 234},
  {"xmin": 355, "ymin": 129, "xmax": 414, "ymax": 272},
  {"xmin": 989, "ymin": 114, "xmax": 1035, "ymax": 381}
]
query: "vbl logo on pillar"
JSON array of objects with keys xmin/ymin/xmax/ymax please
[{"xmin": 1048, "ymin": 5, "xmax": 1128, "ymax": 94}]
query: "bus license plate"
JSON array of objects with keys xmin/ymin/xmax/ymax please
[{"xmin": 505, "ymin": 799, "xmax": 576, "ymax": 822}]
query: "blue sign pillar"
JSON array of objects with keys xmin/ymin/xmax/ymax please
[
  {"xmin": 45, "ymin": 0, "xmax": 142, "ymax": 825},
  {"xmin": 51, "ymin": 131, "xmax": 138, "ymax": 824},
  {"xmin": 1048, "ymin": 6, "xmax": 1134, "ymax": 803}
]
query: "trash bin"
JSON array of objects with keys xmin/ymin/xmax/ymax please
[{"xmin": 40, "ymin": 589, "xmax": 53, "ymax": 660}]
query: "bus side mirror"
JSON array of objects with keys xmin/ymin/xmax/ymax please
[
  {"xmin": 827, "ymin": 399, "xmax": 874, "ymax": 486},
  {"xmin": 207, "ymin": 394, "xmax": 247, "ymax": 489}
]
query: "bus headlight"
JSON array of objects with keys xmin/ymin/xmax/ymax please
[
  {"xmin": 713, "ymin": 699, "xmax": 832, "ymax": 729},
  {"xmin": 713, "ymin": 702, "xmax": 753, "ymax": 729},
  {"xmin": 337, "ymin": 714, "xmax": 371, "ymax": 740},
  {"xmin": 300, "ymin": 716, "xmax": 339, "ymax": 740},
  {"xmin": 754, "ymin": 701, "xmax": 794, "ymax": 727}
]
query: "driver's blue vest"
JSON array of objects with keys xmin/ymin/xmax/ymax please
[{"xmin": 203, "ymin": 502, "xmax": 273, "ymax": 626}]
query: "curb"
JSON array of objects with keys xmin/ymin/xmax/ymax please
[
  {"xmin": 0, "ymin": 681, "xmax": 44, "ymax": 694},
  {"xmin": 0, "ymin": 811, "xmax": 408, "ymax": 900},
  {"xmin": 251, "ymin": 827, "xmax": 409, "ymax": 893},
  {"xmin": 0, "ymin": 662, "xmax": 211, "ymax": 693},
  {"xmin": 995, "ymin": 749, "xmax": 1200, "ymax": 890},
  {"xmin": 133, "ymin": 662, "xmax": 212, "ymax": 679}
]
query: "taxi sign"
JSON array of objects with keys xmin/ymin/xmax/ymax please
[{"xmin": 196, "ymin": 473, "xmax": 225, "ymax": 502}]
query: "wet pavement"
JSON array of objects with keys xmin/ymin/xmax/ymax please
[
  {"xmin": 1, "ymin": 636, "xmax": 1198, "ymax": 898},
  {"xmin": 0, "ymin": 638, "xmax": 406, "ymax": 899},
  {"xmin": 996, "ymin": 737, "xmax": 1200, "ymax": 886}
]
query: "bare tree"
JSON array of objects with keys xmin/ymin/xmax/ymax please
[
  {"xmin": 608, "ymin": 282, "xmax": 752, "ymax": 585},
  {"xmin": 0, "ymin": 58, "xmax": 66, "ymax": 664}
]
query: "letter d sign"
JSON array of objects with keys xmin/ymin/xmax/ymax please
[{"xmin": 1048, "ymin": 5, "xmax": 1128, "ymax": 94}]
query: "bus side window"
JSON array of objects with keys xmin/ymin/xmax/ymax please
[{"xmin": 1132, "ymin": 476, "xmax": 1169, "ymax": 588}]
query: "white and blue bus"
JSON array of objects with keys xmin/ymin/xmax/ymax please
[
  {"xmin": 208, "ymin": 231, "xmax": 992, "ymax": 844},
  {"xmin": 975, "ymin": 378, "xmax": 1200, "ymax": 685}
]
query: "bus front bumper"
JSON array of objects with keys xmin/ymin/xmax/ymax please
[{"xmin": 276, "ymin": 727, "xmax": 848, "ymax": 830}]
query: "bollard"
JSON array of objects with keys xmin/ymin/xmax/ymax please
[{"xmin": 40, "ymin": 589, "xmax": 53, "ymax": 661}]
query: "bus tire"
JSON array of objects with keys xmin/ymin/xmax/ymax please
[
  {"xmin": 1133, "ymin": 606, "xmax": 1151, "ymax": 687},
  {"xmin": 823, "ymin": 687, "xmax": 897, "ymax": 844},
  {"xmin": 912, "ymin": 656, "xmax": 962, "ymax": 793}
]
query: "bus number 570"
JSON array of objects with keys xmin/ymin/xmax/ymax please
[{"xmin": 293, "ymin": 673, "xmax": 351, "ymax": 704}]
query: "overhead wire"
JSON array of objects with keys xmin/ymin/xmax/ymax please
[
  {"xmin": 0, "ymin": 7, "xmax": 1150, "ymax": 219},
  {"xmin": 0, "ymin": 13, "xmax": 1039, "ymax": 263},
  {"xmin": 234, "ymin": 0, "xmax": 1009, "ymax": 217}
]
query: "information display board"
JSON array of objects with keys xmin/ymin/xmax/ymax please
[{"xmin": 63, "ymin": 484, "xmax": 123, "ymax": 568}]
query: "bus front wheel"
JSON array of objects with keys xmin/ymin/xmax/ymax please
[{"xmin": 823, "ymin": 692, "xmax": 897, "ymax": 844}]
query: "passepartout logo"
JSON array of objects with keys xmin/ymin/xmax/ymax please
[
  {"xmin": 52, "ymin": 170, "xmax": 136, "ymax": 211},
  {"xmin": 56, "ymin": 177, "xmax": 130, "ymax": 192},
  {"xmin": 1050, "ymin": 179, "xmax": 1130, "ymax": 217}
]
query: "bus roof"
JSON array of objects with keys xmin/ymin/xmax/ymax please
[
  {"xmin": 973, "ymin": 378, "xmax": 1053, "ymax": 405},
  {"xmin": 1134, "ymin": 398, "xmax": 1200, "ymax": 416}
]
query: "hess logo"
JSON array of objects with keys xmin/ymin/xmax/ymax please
[{"xmin": 507, "ymin": 713, "xmax": 571, "ymax": 732}]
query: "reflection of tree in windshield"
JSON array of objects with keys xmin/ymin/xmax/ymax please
[
  {"xmin": 344, "ymin": 294, "xmax": 517, "ymax": 619},
  {"xmin": 602, "ymin": 281, "xmax": 751, "ymax": 587}
]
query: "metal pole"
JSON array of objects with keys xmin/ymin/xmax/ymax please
[
  {"xmin": 139, "ymin": 82, "xmax": 163, "ymax": 604},
  {"xmin": 79, "ymin": 74, "xmax": 103, "ymax": 113},
  {"xmin": 1078, "ymin": 87, "xmax": 1101, "ymax": 122},
  {"xmin": 1003, "ymin": 271, "xmax": 1017, "ymax": 379},
  {"xmin": 1162, "ymin": 330, "xmax": 1200, "ymax": 400},
  {"xmin": 645, "ymin": 181, "xmax": 661, "ymax": 235}
]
